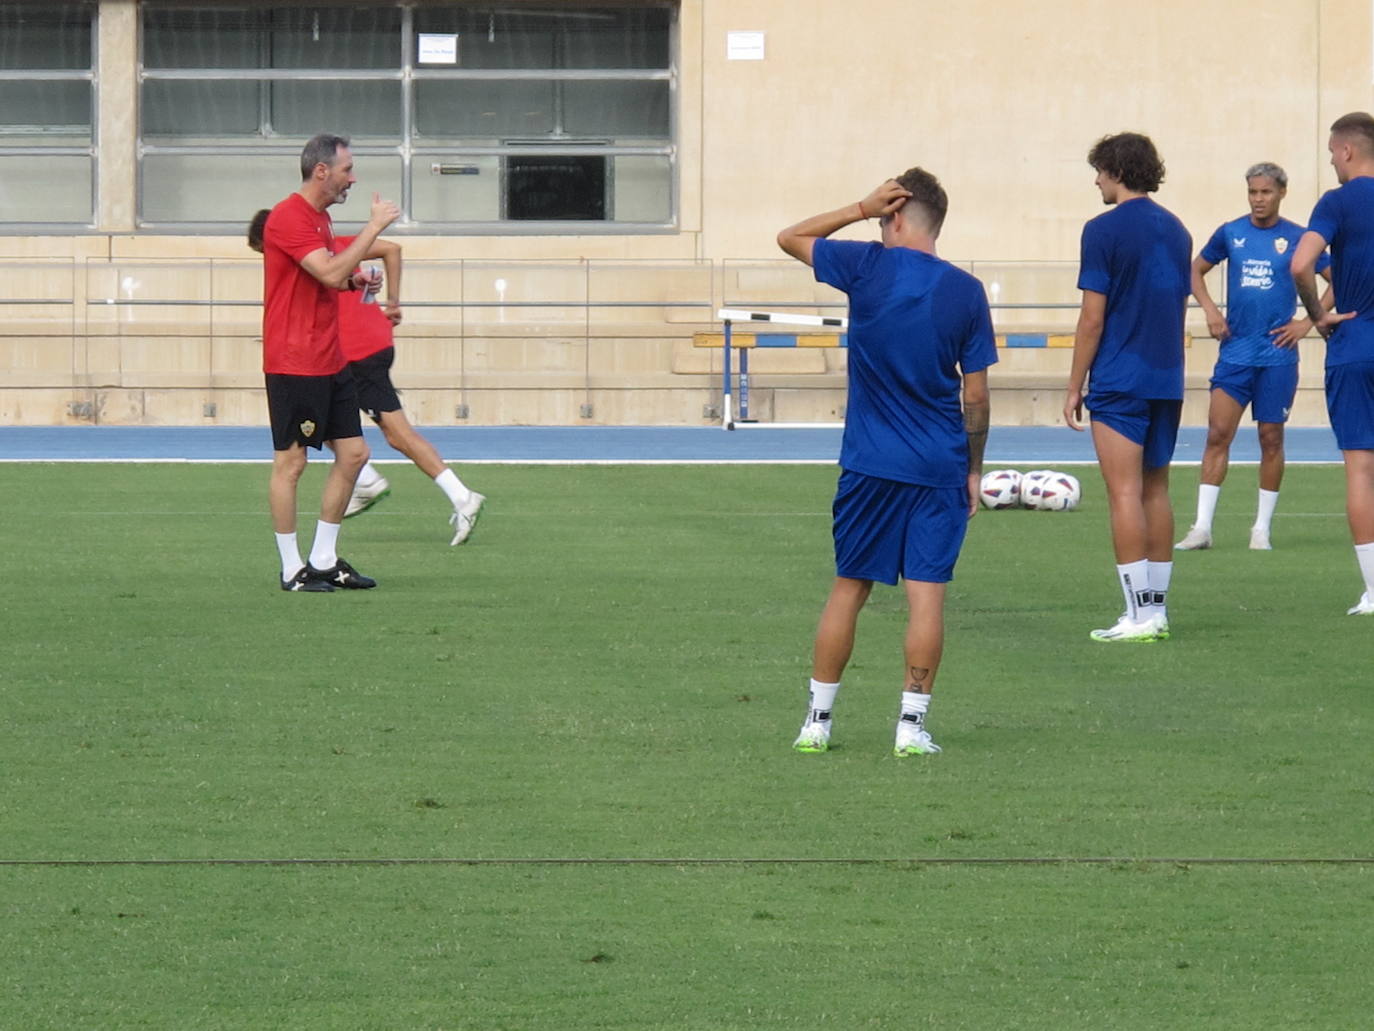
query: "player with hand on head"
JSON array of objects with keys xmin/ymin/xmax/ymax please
[
  {"xmin": 778, "ymin": 169, "xmax": 995, "ymax": 757},
  {"xmin": 1176, "ymin": 163, "xmax": 1332, "ymax": 552},
  {"xmin": 259, "ymin": 132, "xmax": 398, "ymax": 592},
  {"xmin": 1292, "ymin": 112, "xmax": 1374, "ymax": 614},
  {"xmin": 249, "ymin": 211, "xmax": 486, "ymax": 545},
  {"xmin": 1064, "ymin": 132, "xmax": 1192, "ymax": 642}
]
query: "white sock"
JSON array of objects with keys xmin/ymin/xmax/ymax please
[
  {"xmin": 1147, "ymin": 560, "xmax": 1173, "ymax": 621},
  {"xmin": 1356, "ymin": 542, "xmax": 1374, "ymax": 597},
  {"xmin": 276, "ymin": 532, "xmax": 303, "ymax": 580},
  {"xmin": 356, "ymin": 462, "xmax": 385, "ymax": 489},
  {"xmin": 807, "ymin": 678, "xmax": 839, "ymax": 722},
  {"xmin": 434, "ymin": 467, "xmax": 471, "ymax": 507},
  {"xmin": 1254, "ymin": 489, "xmax": 1279, "ymax": 532},
  {"xmin": 1195, "ymin": 483, "xmax": 1221, "ymax": 532},
  {"xmin": 309, "ymin": 520, "xmax": 341, "ymax": 570},
  {"xmin": 899, "ymin": 690, "xmax": 931, "ymax": 731},
  {"xmin": 1116, "ymin": 559, "xmax": 1151, "ymax": 622}
]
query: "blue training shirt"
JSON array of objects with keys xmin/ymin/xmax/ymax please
[
  {"xmin": 1307, "ymin": 177, "xmax": 1374, "ymax": 369},
  {"xmin": 813, "ymin": 239, "xmax": 997, "ymax": 488},
  {"xmin": 1200, "ymin": 216, "xmax": 1330, "ymax": 367},
  {"xmin": 1077, "ymin": 196, "xmax": 1192, "ymax": 399}
]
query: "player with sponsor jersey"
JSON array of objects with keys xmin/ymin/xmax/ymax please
[
  {"xmin": 250, "ymin": 213, "xmax": 486, "ymax": 545},
  {"xmin": 1063, "ymin": 132, "xmax": 1192, "ymax": 643},
  {"xmin": 260, "ymin": 132, "xmax": 399, "ymax": 592},
  {"xmin": 1293, "ymin": 112, "xmax": 1374, "ymax": 614},
  {"xmin": 1177, "ymin": 163, "xmax": 1332, "ymax": 552},
  {"xmin": 777, "ymin": 167, "xmax": 995, "ymax": 757}
]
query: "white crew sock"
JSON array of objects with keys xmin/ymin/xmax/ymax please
[
  {"xmin": 276, "ymin": 532, "xmax": 304, "ymax": 581},
  {"xmin": 434, "ymin": 467, "xmax": 471, "ymax": 507},
  {"xmin": 1116, "ymin": 559, "xmax": 1151, "ymax": 622},
  {"xmin": 1254, "ymin": 489, "xmax": 1279, "ymax": 533},
  {"xmin": 899, "ymin": 690, "xmax": 932, "ymax": 731},
  {"xmin": 1356, "ymin": 542, "xmax": 1374, "ymax": 597},
  {"xmin": 308, "ymin": 520, "xmax": 341, "ymax": 570},
  {"xmin": 355, "ymin": 462, "xmax": 386, "ymax": 489},
  {"xmin": 1195, "ymin": 483, "xmax": 1221, "ymax": 532},
  {"xmin": 807, "ymin": 678, "xmax": 839, "ymax": 722},
  {"xmin": 1147, "ymin": 560, "xmax": 1173, "ymax": 622}
]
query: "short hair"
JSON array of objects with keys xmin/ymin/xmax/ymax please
[
  {"xmin": 1244, "ymin": 162, "xmax": 1287, "ymax": 189},
  {"xmin": 1330, "ymin": 112, "xmax": 1374, "ymax": 154},
  {"xmin": 300, "ymin": 133, "xmax": 349, "ymax": 181},
  {"xmin": 1087, "ymin": 132, "xmax": 1165, "ymax": 194},
  {"xmin": 890, "ymin": 166, "xmax": 947, "ymax": 237},
  {"xmin": 246, "ymin": 208, "xmax": 270, "ymax": 253}
]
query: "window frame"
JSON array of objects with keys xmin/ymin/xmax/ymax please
[
  {"xmin": 136, "ymin": 2, "xmax": 678, "ymax": 234},
  {"xmin": 0, "ymin": 1, "xmax": 99, "ymax": 230}
]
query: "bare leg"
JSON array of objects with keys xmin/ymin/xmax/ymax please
[
  {"xmin": 1344, "ymin": 449, "xmax": 1374, "ymax": 544},
  {"xmin": 811, "ymin": 577, "xmax": 873, "ymax": 683},
  {"xmin": 320, "ymin": 436, "xmax": 369, "ymax": 523},
  {"xmin": 1142, "ymin": 463, "xmax": 1174, "ymax": 562},
  {"xmin": 1199, "ymin": 389, "xmax": 1244, "ymax": 487},
  {"xmin": 269, "ymin": 445, "xmax": 308, "ymax": 534},
  {"xmin": 902, "ymin": 579, "xmax": 946, "ymax": 694},
  {"xmin": 1257, "ymin": 421, "xmax": 1286, "ymax": 493},
  {"xmin": 376, "ymin": 408, "xmax": 449, "ymax": 479},
  {"xmin": 1091, "ymin": 420, "xmax": 1148, "ymax": 563}
]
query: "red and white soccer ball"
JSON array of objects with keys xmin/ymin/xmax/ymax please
[
  {"xmin": 979, "ymin": 469, "xmax": 1022, "ymax": 510},
  {"xmin": 1022, "ymin": 470, "xmax": 1081, "ymax": 511}
]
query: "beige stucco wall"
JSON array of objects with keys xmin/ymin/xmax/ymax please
[{"xmin": 3, "ymin": 0, "xmax": 1373, "ymax": 426}]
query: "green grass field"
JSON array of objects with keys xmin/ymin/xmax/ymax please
[{"xmin": 3, "ymin": 460, "xmax": 1373, "ymax": 1029}]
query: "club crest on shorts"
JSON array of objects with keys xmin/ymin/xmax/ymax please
[
  {"xmin": 300, "ymin": 419, "xmax": 317, "ymax": 438},
  {"xmin": 1274, "ymin": 237, "xmax": 1288, "ymax": 255}
]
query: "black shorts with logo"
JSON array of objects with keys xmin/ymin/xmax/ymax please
[
  {"xmin": 349, "ymin": 346, "xmax": 402, "ymax": 423},
  {"xmin": 265, "ymin": 369, "xmax": 363, "ymax": 451}
]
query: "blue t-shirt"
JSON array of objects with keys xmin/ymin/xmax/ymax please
[
  {"xmin": 813, "ymin": 239, "xmax": 997, "ymax": 488},
  {"xmin": 1307, "ymin": 177, "xmax": 1374, "ymax": 368},
  {"xmin": 1200, "ymin": 216, "xmax": 1330, "ymax": 367},
  {"xmin": 1077, "ymin": 197, "xmax": 1193, "ymax": 399}
]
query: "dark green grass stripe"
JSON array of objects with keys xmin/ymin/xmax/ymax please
[{"xmin": 4, "ymin": 856, "xmax": 1374, "ymax": 867}]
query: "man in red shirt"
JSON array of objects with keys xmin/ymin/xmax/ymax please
[
  {"xmin": 261, "ymin": 133, "xmax": 399, "ymax": 592},
  {"xmin": 249, "ymin": 216, "xmax": 487, "ymax": 545}
]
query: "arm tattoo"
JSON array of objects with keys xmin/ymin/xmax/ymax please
[{"xmin": 964, "ymin": 401, "xmax": 990, "ymax": 475}]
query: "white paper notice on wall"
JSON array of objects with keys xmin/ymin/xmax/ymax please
[
  {"xmin": 418, "ymin": 33, "xmax": 458, "ymax": 65},
  {"xmin": 727, "ymin": 31, "xmax": 765, "ymax": 61}
]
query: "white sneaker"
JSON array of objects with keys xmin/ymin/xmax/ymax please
[
  {"xmin": 344, "ymin": 475, "xmax": 390, "ymax": 518},
  {"xmin": 1249, "ymin": 527, "xmax": 1272, "ymax": 551},
  {"xmin": 1089, "ymin": 614, "xmax": 1162, "ymax": 642},
  {"xmin": 448, "ymin": 491, "xmax": 486, "ymax": 545},
  {"xmin": 793, "ymin": 719, "xmax": 832, "ymax": 753},
  {"xmin": 894, "ymin": 720, "xmax": 941, "ymax": 756},
  {"xmin": 1348, "ymin": 593, "xmax": 1374, "ymax": 615},
  {"xmin": 1175, "ymin": 526, "xmax": 1213, "ymax": 551}
]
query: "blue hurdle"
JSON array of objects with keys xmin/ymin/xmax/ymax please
[{"xmin": 716, "ymin": 308, "xmax": 849, "ymax": 430}]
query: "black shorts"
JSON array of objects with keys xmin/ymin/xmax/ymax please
[
  {"xmin": 265, "ymin": 370, "xmax": 363, "ymax": 451},
  {"xmin": 349, "ymin": 347, "xmax": 402, "ymax": 423}
]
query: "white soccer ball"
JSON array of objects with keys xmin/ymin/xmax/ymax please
[
  {"xmin": 1036, "ymin": 471, "xmax": 1081, "ymax": 511},
  {"xmin": 979, "ymin": 469, "xmax": 1022, "ymax": 510},
  {"xmin": 1019, "ymin": 469, "xmax": 1052, "ymax": 509}
]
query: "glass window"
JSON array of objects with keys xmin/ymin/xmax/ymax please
[
  {"xmin": 138, "ymin": 3, "xmax": 676, "ymax": 230},
  {"xmin": 0, "ymin": 2, "xmax": 95, "ymax": 226}
]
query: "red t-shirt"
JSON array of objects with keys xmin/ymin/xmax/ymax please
[
  {"xmin": 261, "ymin": 193, "xmax": 346, "ymax": 376},
  {"xmin": 334, "ymin": 234, "xmax": 395, "ymax": 363}
]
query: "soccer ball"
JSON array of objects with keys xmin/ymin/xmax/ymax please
[
  {"xmin": 1018, "ymin": 469, "xmax": 1051, "ymax": 509},
  {"xmin": 1023, "ymin": 470, "xmax": 1081, "ymax": 511},
  {"xmin": 979, "ymin": 469, "xmax": 1022, "ymax": 509}
]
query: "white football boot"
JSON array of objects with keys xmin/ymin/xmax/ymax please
[
  {"xmin": 1090, "ymin": 614, "xmax": 1163, "ymax": 643},
  {"xmin": 1175, "ymin": 526, "xmax": 1213, "ymax": 551},
  {"xmin": 1249, "ymin": 527, "xmax": 1272, "ymax": 551},
  {"xmin": 1347, "ymin": 593, "xmax": 1374, "ymax": 616}
]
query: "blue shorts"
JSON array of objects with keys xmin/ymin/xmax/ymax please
[
  {"xmin": 1086, "ymin": 392, "xmax": 1182, "ymax": 470},
  {"xmin": 1210, "ymin": 361, "xmax": 1298, "ymax": 424},
  {"xmin": 1325, "ymin": 361, "xmax": 1374, "ymax": 450},
  {"xmin": 832, "ymin": 469, "xmax": 969, "ymax": 585}
]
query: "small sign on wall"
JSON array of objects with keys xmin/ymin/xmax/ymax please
[
  {"xmin": 418, "ymin": 33, "xmax": 458, "ymax": 65},
  {"xmin": 727, "ymin": 31, "xmax": 765, "ymax": 61}
]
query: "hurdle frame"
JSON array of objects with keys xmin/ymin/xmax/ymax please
[{"xmin": 716, "ymin": 308, "xmax": 848, "ymax": 430}]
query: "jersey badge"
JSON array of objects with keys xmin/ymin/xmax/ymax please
[
  {"xmin": 1274, "ymin": 237, "xmax": 1289, "ymax": 255},
  {"xmin": 300, "ymin": 420, "xmax": 317, "ymax": 438}
]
